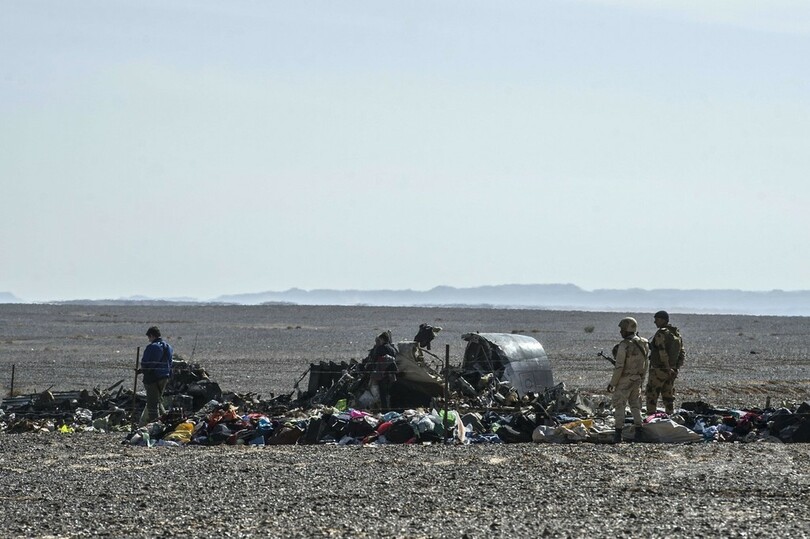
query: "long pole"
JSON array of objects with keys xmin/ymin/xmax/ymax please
[
  {"xmin": 9, "ymin": 364, "xmax": 14, "ymax": 397},
  {"xmin": 444, "ymin": 344, "xmax": 450, "ymax": 444},
  {"xmin": 131, "ymin": 347, "xmax": 140, "ymax": 424}
]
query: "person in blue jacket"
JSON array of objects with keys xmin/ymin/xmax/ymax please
[{"xmin": 137, "ymin": 326, "xmax": 173, "ymax": 426}]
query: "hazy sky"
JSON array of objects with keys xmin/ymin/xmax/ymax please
[{"xmin": 2, "ymin": 1, "xmax": 808, "ymax": 302}]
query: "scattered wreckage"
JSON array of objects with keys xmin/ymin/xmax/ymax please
[
  {"xmin": 0, "ymin": 359, "xmax": 221, "ymax": 434},
  {"xmin": 301, "ymin": 332, "xmax": 554, "ymax": 411},
  {"xmin": 1, "ymin": 327, "xmax": 808, "ymax": 445}
]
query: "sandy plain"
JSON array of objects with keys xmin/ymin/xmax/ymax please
[{"xmin": 1, "ymin": 304, "xmax": 809, "ymax": 538}]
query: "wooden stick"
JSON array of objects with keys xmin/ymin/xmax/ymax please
[{"xmin": 443, "ymin": 344, "xmax": 450, "ymax": 444}]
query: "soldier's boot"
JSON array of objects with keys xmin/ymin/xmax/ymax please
[
  {"xmin": 664, "ymin": 403, "xmax": 674, "ymax": 416},
  {"xmin": 646, "ymin": 400, "xmax": 657, "ymax": 416},
  {"xmin": 613, "ymin": 428, "xmax": 623, "ymax": 444},
  {"xmin": 633, "ymin": 425, "xmax": 644, "ymax": 442}
]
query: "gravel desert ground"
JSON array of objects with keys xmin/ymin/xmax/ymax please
[{"xmin": 1, "ymin": 304, "xmax": 809, "ymax": 538}]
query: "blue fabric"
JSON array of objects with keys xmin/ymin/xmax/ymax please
[
  {"xmin": 141, "ymin": 338, "xmax": 173, "ymax": 383},
  {"xmin": 468, "ymin": 433, "xmax": 503, "ymax": 444}
]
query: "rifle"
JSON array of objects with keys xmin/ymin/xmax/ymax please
[{"xmin": 597, "ymin": 350, "xmax": 616, "ymax": 366}]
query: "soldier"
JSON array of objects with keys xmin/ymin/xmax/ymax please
[
  {"xmin": 645, "ymin": 310, "xmax": 685, "ymax": 416},
  {"xmin": 607, "ymin": 317, "xmax": 649, "ymax": 443}
]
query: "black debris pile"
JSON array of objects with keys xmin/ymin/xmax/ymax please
[
  {"xmin": 0, "ymin": 358, "xmax": 220, "ymax": 434},
  {"xmin": 0, "ymin": 381, "xmax": 132, "ymax": 434},
  {"xmin": 164, "ymin": 358, "xmax": 222, "ymax": 413}
]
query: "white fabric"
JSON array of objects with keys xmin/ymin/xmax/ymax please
[{"xmin": 642, "ymin": 419, "xmax": 702, "ymax": 443}]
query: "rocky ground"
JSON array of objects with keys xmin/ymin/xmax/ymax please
[
  {"xmin": 0, "ymin": 433, "xmax": 808, "ymax": 538},
  {"xmin": 1, "ymin": 304, "xmax": 809, "ymax": 537}
]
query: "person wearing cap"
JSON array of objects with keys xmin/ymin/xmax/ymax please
[
  {"xmin": 645, "ymin": 311, "xmax": 685, "ymax": 416},
  {"xmin": 607, "ymin": 317, "xmax": 649, "ymax": 443},
  {"xmin": 136, "ymin": 326, "xmax": 174, "ymax": 426}
]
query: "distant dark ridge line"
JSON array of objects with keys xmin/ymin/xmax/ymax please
[
  {"xmin": 14, "ymin": 300, "xmax": 808, "ymax": 317},
  {"xmin": 212, "ymin": 284, "xmax": 810, "ymax": 316},
  {"xmin": 3, "ymin": 284, "xmax": 809, "ymax": 316}
]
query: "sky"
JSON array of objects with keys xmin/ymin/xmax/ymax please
[{"xmin": 1, "ymin": 1, "xmax": 809, "ymax": 302}]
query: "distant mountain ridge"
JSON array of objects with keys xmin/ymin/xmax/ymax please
[
  {"xmin": 214, "ymin": 284, "xmax": 810, "ymax": 316},
  {"xmin": 3, "ymin": 285, "xmax": 808, "ymax": 316}
]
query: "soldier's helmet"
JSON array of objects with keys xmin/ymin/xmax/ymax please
[{"xmin": 618, "ymin": 317, "xmax": 638, "ymax": 333}]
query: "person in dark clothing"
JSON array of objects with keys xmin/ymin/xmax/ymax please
[
  {"xmin": 137, "ymin": 326, "xmax": 173, "ymax": 426},
  {"xmin": 414, "ymin": 323, "xmax": 442, "ymax": 350},
  {"xmin": 366, "ymin": 331, "xmax": 398, "ymax": 409},
  {"xmin": 371, "ymin": 330, "xmax": 397, "ymax": 359}
]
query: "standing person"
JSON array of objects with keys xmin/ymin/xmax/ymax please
[
  {"xmin": 365, "ymin": 331, "xmax": 398, "ymax": 409},
  {"xmin": 607, "ymin": 317, "xmax": 649, "ymax": 443},
  {"xmin": 137, "ymin": 326, "xmax": 173, "ymax": 426},
  {"xmin": 645, "ymin": 310, "xmax": 685, "ymax": 416},
  {"xmin": 370, "ymin": 330, "xmax": 397, "ymax": 360}
]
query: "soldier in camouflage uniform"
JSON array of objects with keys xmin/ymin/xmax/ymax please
[
  {"xmin": 645, "ymin": 310, "xmax": 685, "ymax": 416},
  {"xmin": 608, "ymin": 317, "xmax": 649, "ymax": 443}
]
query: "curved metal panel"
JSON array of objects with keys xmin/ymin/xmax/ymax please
[{"xmin": 461, "ymin": 332, "xmax": 554, "ymax": 394}]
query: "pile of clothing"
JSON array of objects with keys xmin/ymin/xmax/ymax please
[
  {"xmin": 3, "ymin": 361, "xmax": 808, "ymax": 445},
  {"xmin": 673, "ymin": 400, "xmax": 810, "ymax": 443},
  {"xmin": 126, "ymin": 402, "xmax": 470, "ymax": 447},
  {"xmin": 120, "ymin": 394, "xmax": 810, "ymax": 447}
]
